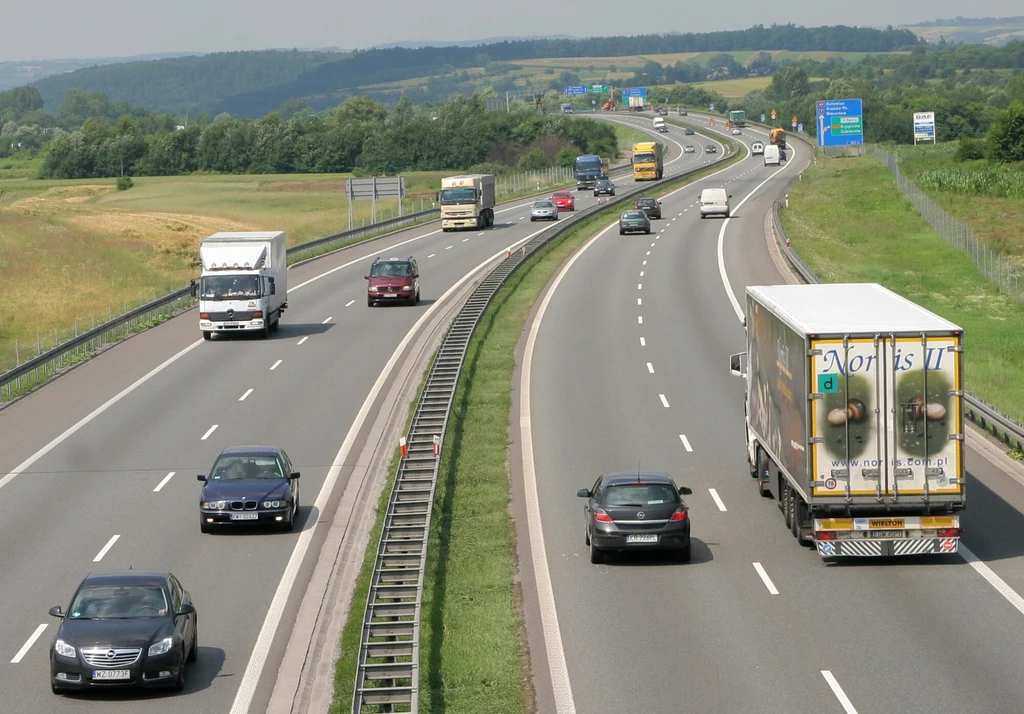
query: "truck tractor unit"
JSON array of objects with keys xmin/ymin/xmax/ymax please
[
  {"xmin": 730, "ymin": 283, "xmax": 965, "ymax": 558},
  {"xmin": 198, "ymin": 231, "xmax": 288, "ymax": 340},
  {"xmin": 574, "ymin": 154, "xmax": 605, "ymax": 190},
  {"xmin": 631, "ymin": 142, "xmax": 664, "ymax": 181},
  {"xmin": 440, "ymin": 174, "xmax": 496, "ymax": 231}
]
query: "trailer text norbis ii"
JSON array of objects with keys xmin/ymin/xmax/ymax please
[
  {"xmin": 199, "ymin": 231, "xmax": 288, "ymax": 340},
  {"xmin": 730, "ymin": 284, "xmax": 965, "ymax": 558},
  {"xmin": 574, "ymin": 154, "xmax": 605, "ymax": 190},
  {"xmin": 632, "ymin": 142, "xmax": 663, "ymax": 181},
  {"xmin": 440, "ymin": 174, "xmax": 496, "ymax": 231}
]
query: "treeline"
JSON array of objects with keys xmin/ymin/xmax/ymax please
[
  {"xmin": 37, "ymin": 95, "xmax": 618, "ymax": 179},
  {"xmin": 29, "ymin": 24, "xmax": 918, "ymax": 117}
]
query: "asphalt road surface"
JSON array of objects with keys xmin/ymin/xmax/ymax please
[
  {"xmin": 0, "ymin": 116, "xmax": 715, "ymax": 713},
  {"xmin": 521, "ymin": 119, "xmax": 1024, "ymax": 714}
]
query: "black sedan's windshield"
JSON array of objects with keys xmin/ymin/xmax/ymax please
[
  {"xmin": 69, "ymin": 586, "xmax": 169, "ymax": 619},
  {"xmin": 201, "ymin": 275, "xmax": 260, "ymax": 300},
  {"xmin": 211, "ymin": 455, "xmax": 284, "ymax": 480}
]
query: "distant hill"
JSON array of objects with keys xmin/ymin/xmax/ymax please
[
  {"xmin": 371, "ymin": 35, "xmax": 576, "ymax": 49},
  {"xmin": 29, "ymin": 23, "xmax": 918, "ymax": 118},
  {"xmin": 0, "ymin": 52, "xmax": 202, "ymax": 92},
  {"xmin": 899, "ymin": 15, "xmax": 1024, "ymax": 45}
]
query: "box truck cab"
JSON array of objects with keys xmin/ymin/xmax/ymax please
[
  {"xmin": 763, "ymin": 144, "xmax": 781, "ymax": 166},
  {"xmin": 440, "ymin": 174, "xmax": 496, "ymax": 231},
  {"xmin": 198, "ymin": 231, "xmax": 288, "ymax": 340}
]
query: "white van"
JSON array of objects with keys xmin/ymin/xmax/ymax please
[
  {"xmin": 763, "ymin": 145, "xmax": 781, "ymax": 166},
  {"xmin": 699, "ymin": 188, "xmax": 730, "ymax": 219},
  {"xmin": 750, "ymin": 141, "xmax": 764, "ymax": 155},
  {"xmin": 653, "ymin": 116, "xmax": 667, "ymax": 133}
]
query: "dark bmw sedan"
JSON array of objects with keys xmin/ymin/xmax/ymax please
[
  {"xmin": 619, "ymin": 209, "xmax": 651, "ymax": 235},
  {"xmin": 577, "ymin": 472, "xmax": 693, "ymax": 563},
  {"xmin": 197, "ymin": 445, "xmax": 300, "ymax": 532},
  {"xmin": 49, "ymin": 570, "xmax": 197, "ymax": 694}
]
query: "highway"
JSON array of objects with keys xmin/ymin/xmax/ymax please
[
  {"xmin": 518, "ymin": 117, "xmax": 1024, "ymax": 713},
  {"xmin": 0, "ymin": 113, "xmax": 717, "ymax": 712}
]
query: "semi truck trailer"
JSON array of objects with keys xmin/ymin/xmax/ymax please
[
  {"xmin": 730, "ymin": 283, "xmax": 965, "ymax": 558},
  {"xmin": 198, "ymin": 231, "xmax": 288, "ymax": 340},
  {"xmin": 440, "ymin": 174, "xmax": 496, "ymax": 231}
]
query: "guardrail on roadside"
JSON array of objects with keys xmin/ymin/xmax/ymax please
[
  {"xmin": 770, "ymin": 198, "xmax": 1024, "ymax": 452},
  {"xmin": 350, "ymin": 140, "xmax": 736, "ymax": 713}
]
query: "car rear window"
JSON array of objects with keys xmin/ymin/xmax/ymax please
[{"xmin": 602, "ymin": 484, "xmax": 679, "ymax": 506}]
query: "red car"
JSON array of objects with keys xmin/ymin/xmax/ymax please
[{"xmin": 551, "ymin": 190, "xmax": 575, "ymax": 211}]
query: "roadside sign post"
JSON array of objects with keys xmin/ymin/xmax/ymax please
[
  {"xmin": 399, "ymin": 436, "xmax": 408, "ymax": 459},
  {"xmin": 913, "ymin": 111, "xmax": 936, "ymax": 144},
  {"xmin": 815, "ymin": 99, "xmax": 864, "ymax": 150},
  {"xmin": 761, "ymin": 113, "xmax": 766, "ymax": 123},
  {"xmin": 346, "ymin": 176, "xmax": 405, "ymax": 229},
  {"xmin": 432, "ymin": 435, "xmax": 440, "ymax": 457},
  {"xmin": 770, "ymin": 109, "xmax": 777, "ymax": 125},
  {"xmin": 791, "ymin": 116, "xmax": 798, "ymax": 128}
]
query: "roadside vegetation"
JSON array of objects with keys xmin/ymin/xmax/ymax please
[
  {"xmin": 329, "ymin": 152, "xmax": 742, "ymax": 712},
  {"xmin": 781, "ymin": 154, "xmax": 1024, "ymax": 423}
]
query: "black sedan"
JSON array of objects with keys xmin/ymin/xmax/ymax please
[
  {"xmin": 618, "ymin": 209, "xmax": 651, "ymax": 235},
  {"xmin": 705, "ymin": 144, "xmax": 717, "ymax": 154},
  {"xmin": 49, "ymin": 570, "xmax": 197, "ymax": 694},
  {"xmin": 197, "ymin": 445, "xmax": 300, "ymax": 532},
  {"xmin": 593, "ymin": 179, "xmax": 616, "ymax": 197},
  {"xmin": 577, "ymin": 472, "xmax": 693, "ymax": 563},
  {"xmin": 634, "ymin": 197, "xmax": 662, "ymax": 219}
]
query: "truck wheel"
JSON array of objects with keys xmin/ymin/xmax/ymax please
[
  {"xmin": 202, "ymin": 331, "xmax": 212, "ymax": 341},
  {"xmin": 794, "ymin": 499, "xmax": 812, "ymax": 546},
  {"xmin": 270, "ymin": 315, "xmax": 280, "ymax": 332},
  {"xmin": 486, "ymin": 209, "xmax": 494, "ymax": 226}
]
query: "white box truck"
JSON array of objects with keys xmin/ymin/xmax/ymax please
[
  {"xmin": 440, "ymin": 174, "xmax": 496, "ymax": 231},
  {"xmin": 653, "ymin": 116, "xmax": 667, "ymax": 133},
  {"xmin": 198, "ymin": 231, "xmax": 288, "ymax": 340},
  {"xmin": 730, "ymin": 284, "xmax": 965, "ymax": 558}
]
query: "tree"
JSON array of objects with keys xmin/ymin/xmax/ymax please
[
  {"xmin": 766, "ymin": 67, "xmax": 810, "ymax": 102},
  {"xmin": 986, "ymin": 102, "xmax": 1024, "ymax": 163},
  {"xmin": 334, "ymin": 96, "xmax": 387, "ymax": 126}
]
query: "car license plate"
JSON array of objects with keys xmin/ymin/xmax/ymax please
[
  {"xmin": 230, "ymin": 512, "xmax": 258, "ymax": 520},
  {"xmin": 93, "ymin": 670, "xmax": 130, "ymax": 680},
  {"xmin": 870, "ymin": 530, "xmax": 905, "ymax": 538},
  {"xmin": 626, "ymin": 534, "xmax": 658, "ymax": 543},
  {"xmin": 381, "ymin": 294, "xmax": 397, "ymax": 298}
]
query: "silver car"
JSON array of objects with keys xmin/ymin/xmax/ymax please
[
  {"xmin": 530, "ymin": 200, "xmax": 559, "ymax": 222},
  {"xmin": 684, "ymin": 145, "xmax": 696, "ymax": 153}
]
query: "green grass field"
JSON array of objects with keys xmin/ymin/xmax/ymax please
[
  {"xmin": 782, "ymin": 155, "xmax": 1024, "ymax": 424},
  {"xmin": 688, "ymin": 76, "xmax": 772, "ymax": 98},
  {"xmin": 0, "ymin": 156, "xmax": 42, "ymax": 180}
]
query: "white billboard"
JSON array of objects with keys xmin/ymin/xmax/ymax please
[{"xmin": 913, "ymin": 111, "xmax": 936, "ymax": 144}]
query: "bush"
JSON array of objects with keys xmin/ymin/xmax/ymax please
[
  {"xmin": 116, "ymin": 176, "xmax": 133, "ymax": 190},
  {"xmin": 955, "ymin": 138, "xmax": 986, "ymax": 162}
]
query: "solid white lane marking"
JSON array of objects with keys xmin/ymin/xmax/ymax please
[
  {"xmin": 709, "ymin": 488, "xmax": 727, "ymax": 511},
  {"xmin": 93, "ymin": 535, "xmax": 120, "ymax": 562},
  {"xmin": 0, "ymin": 340, "xmax": 204, "ymax": 492},
  {"xmin": 297, "ymin": 336, "xmax": 310, "ymax": 346},
  {"xmin": 154, "ymin": 472, "xmax": 175, "ymax": 492},
  {"xmin": 229, "ymin": 222, "xmax": 557, "ymax": 714},
  {"xmin": 201, "ymin": 424, "xmax": 218, "ymax": 441},
  {"xmin": 960, "ymin": 545, "xmax": 1024, "ymax": 618},
  {"xmin": 427, "ymin": 253, "xmax": 436, "ymax": 258},
  {"xmin": 11, "ymin": 625, "xmax": 47, "ymax": 664},
  {"xmin": 680, "ymin": 434, "xmax": 693, "ymax": 452},
  {"xmin": 753, "ymin": 562, "xmax": 779, "ymax": 594},
  {"xmin": 322, "ymin": 316, "xmax": 332, "ymax": 324},
  {"xmin": 822, "ymin": 671, "xmax": 859, "ymax": 714},
  {"xmin": 639, "ymin": 337, "xmax": 646, "ymax": 346},
  {"xmin": 239, "ymin": 388, "xmax": 253, "ymax": 401},
  {"xmin": 637, "ymin": 316, "xmax": 643, "ymax": 325},
  {"xmin": 659, "ymin": 394, "xmax": 670, "ymax": 408},
  {"xmin": 646, "ymin": 363, "xmax": 654, "ymax": 374},
  {"xmin": 270, "ymin": 359, "xmax": 282, "ymax": 370}
]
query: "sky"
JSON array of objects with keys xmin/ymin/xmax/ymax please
[{"xmin": 1, "ymin": 0, "xmax": 1022, "ymax": 62}]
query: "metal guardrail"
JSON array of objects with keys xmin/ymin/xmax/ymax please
[
  {"xmin": 350, "ymin": 146, "xmax": 734, "ymax": 713},
  {"xmin": 771, "ymin": 198, "xmax": 1024, "ymax": 452}
]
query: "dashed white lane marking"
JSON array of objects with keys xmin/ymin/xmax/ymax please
[
  {"xmin": 642, "ymin": 260, "xmax": 647, "ymax": 265},
  {"xmin": 753, "ymin": 562, "xmax": 779, "ymax": 595},
  {"xmin": 201, "ymin": 424, "xmax": 218, "ymax": 440},
  {"xmin": 679, "ymin": 434, "xmax": 693, "ymax": 452},
  {"xmin": 646, "ymin": 251, "xmax": 651, "ymax": 256},
  {"xmin": 821, "ymin": 671, "xmax": 860, "ymax": 714},
  {"xmin": 93, "ymin": 534, "xmax": 120, "ymax": 562},
  {"xmin": 270, "ymin": 359, "xmax": 282, "ymax": 370},
  {"xmin": 322, "ymin": 316, "xmax": 332, "ymax": 324},
  {"xmin": 465, "ymin": 238, "xmax": 471, "ymax": 242},
  {"xmin": 650, "ymin": 242, "xmax": 656, "ymax": 247},
  {"xmin": 638, "ymin": 284, "xmax": 642, "ymax": 290},
  {"xmin": 154, "ymin": 472, "xmax": 175, "ymax": 492},
  {"xmin": 639, "ymin": 271, "xmax": 644, "ymax": 277},
  {"xmin": 10, "ymin": 625, "xmax": 47, "ymax": 664},
  {"xmin": 639, "ymin": 337, "xmax": 646, "ymax": 346},
  {"xmin": 638, "ymin": 316, "xmax": 643, "ymax": 325},
  {"xmin": 344, "ymin": 300, "xmax": 355, "ymax": 307},
  {"xmin": 709, "ymin": 488, "xmax": 727, "ymax": 511},
  {"xmin": 445, "ymin": 245, "xmax": 453, "ymax": 250},
  {"xmin": 427, "ymin": 253, "xmax": 436, "ymax": 258},
  {"xmin": 659, "ymin": 394, "xmax": 670, "ymax": 408},
  {"xmin": 297, "ymin": 336, "xmax": 310, "ymax": 346},
  {"xmin": 647, "ymin": 363, "xmax": 655, "ymax": 374},
  {"xmin": 239, "ymin": 388, "xmax": 253, "ymax": 402},
  {"xmin": 637, "ymin": 298, "xmax": 642, "ymax": 306}
]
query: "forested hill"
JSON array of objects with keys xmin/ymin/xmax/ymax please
[{"xmin": 30, "ymin": 24, "xmax": 919, "ymax": 118}]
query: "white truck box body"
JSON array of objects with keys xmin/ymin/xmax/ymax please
[
  {"xmin": 763, "ymin": 144, "xmax": 780, "ymax": 166},
  {"xmin": 198, "ymin": 231, "xmax": 288, "ymax": 337},
  {"xmin": 739, "ymin": 283, "xmax": 965, "ymax": 557},
  {"xmin": 653, "ymin": 117, "xmax": 667, "ymax": 132},
  {"xmin": 440, "ymin": 174, "xmax": 496, "ymax": 231}
]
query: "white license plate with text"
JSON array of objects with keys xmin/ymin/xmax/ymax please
[
  {"xmin": 230, "ymin": 512, "xmax": 258, "ymax": 520},
  {"xmin": 93, "ymin": 670, "xmax": 130, "ymax": 680},
  {"xmin": 626, "ymin": 534, "xmax": 658, "ymax": 543}
]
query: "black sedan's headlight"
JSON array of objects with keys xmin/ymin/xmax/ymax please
[
  {"xmin": 262, "ymin": 499, "xmax": 289, "ymax": 509},
  {"xmin": 202, "ymin": 500, "xmax": 227, "ymax": 510}
]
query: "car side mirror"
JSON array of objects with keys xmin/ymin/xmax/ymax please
[
  {"xmin": 728, "ymin": 194, "xmax": 733, "ymax": 198},
  {"xmin": 175, "ymin": 603, "xmax": 196, "ymax": 617},
  {"xmin": 197, "ymin": 474, "xmax": 207, "ymax": 482},
  {"xmin": 413, "ymin": 273, "xmax": 419, "ymax": 279},
  {"xmin": 289, "ymin": 472, "xmax": 301, "ymax": 480},
  {"xmin": 48, "ymin": 606, "xmax": 64, "ymax": 619},
  {"xmin": 678, "ymin": 486, "xmax": 693, "ymax": 496},
  {"xmin": 363, "ymin": 275, "xmax": 370, "ymax": 280},
  {"xmin": 730, "ymin": 352, "xmax": 747, "ymax": 378},
  {"xmin": 576, "ymin": 488, "xmax": 590, "ymax": 498}
]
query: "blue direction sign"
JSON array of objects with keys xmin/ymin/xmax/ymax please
[
  {"xmin": 760, "ymin": 113, "xmax": 766, "ymax": 123},
  {"xmin": 816, "ymin": 99, "xmax": 864, "ymax": 147},
  {"xmin": 563, "ymin": 85, "xmax": 588, "ymax": 95},
  {"xmin": 622, "ymin": 87, "xmax": 647, "ymax": 98}
]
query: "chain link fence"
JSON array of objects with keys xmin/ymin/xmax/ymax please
[{"xmin": 873, "ymin": 146, "xmax": 1024, "ymax": 304}]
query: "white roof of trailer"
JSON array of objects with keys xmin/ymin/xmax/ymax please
[
  {"xmin": 202, "ymin": 231, "xmax": 285, "ymax": 242},
  {"xmin": 747, "ymin": 284, "xmax": 962, "ymax": 334}
]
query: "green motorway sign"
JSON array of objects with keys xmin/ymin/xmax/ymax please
[
  {"xmin": 829, "ymin": 115, "xmax": 863, "ymax": 136},
  {"xmin": 589, "ymin": 85, "xmax": 609, "ymax": 93}
]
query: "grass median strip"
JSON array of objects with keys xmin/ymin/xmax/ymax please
[
  {"xmin": 331, "ymin": 154, "xmax": 740, "ymax": 713},
  {"xmin": 781, "ymin": 154, "xmax": 1024, "ymax": 425}
]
